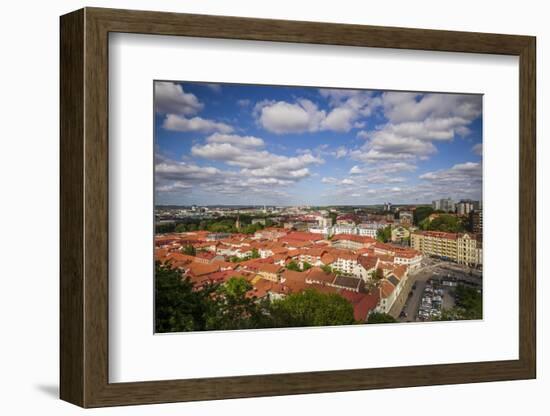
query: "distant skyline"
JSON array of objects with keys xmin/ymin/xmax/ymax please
[{"xmin": 155, "ymin": 81, "xmax": 482, "ymax": 206}]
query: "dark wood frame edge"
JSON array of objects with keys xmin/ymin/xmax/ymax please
[{"xmin": 60, "ymin": 7, "xmax": 536, "ymax": 408}]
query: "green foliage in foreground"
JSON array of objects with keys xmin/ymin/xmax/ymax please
[
  {"xmin": 155, "ymin": 263, "xmax": 218, "ymax": 332},
  {"xmin": 155, "ymin": 262, "xmax": 357, "ymax": 332},
  {"xmin": 367, "ymin": 312, "xmax": 397, "ymax": 324},
  {"xmin": 269, "ymin": 289, "xmax": 356, "ymax": 328},
  {"xmin": 437, "ymin": 284, "xmax": 482, "ymax": 321}
]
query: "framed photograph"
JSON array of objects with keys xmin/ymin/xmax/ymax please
[{"xmin": 60, "ymin": 7, "xmax": 536, "ymax": 408}]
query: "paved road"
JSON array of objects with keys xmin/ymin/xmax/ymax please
[
  {"xmin": 389, "ymin": 261, "xmax": 445, "ymax": 320},
  {"xmin": 393, "ymin": 260, "xmax": 481, "ymax": 322},
  {"xmin": 392, "ymin": 269, "xmax": 433, "ymax": 321}
]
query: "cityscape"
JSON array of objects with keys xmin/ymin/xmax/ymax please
[{"xmin": 154, "ymin": 81, "xmax": 482, "ymax": 332}]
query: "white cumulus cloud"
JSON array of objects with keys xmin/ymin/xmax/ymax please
[
  {"xmin": 205, "ymin": 133, "xmax": 264, "ymax": 148},
  {"xmin": 163, "ymin": 114, "xmax": 233, "ymax": 134},
  {"xmin": 155, "ymin": 82, "xmax": 203, "ymax": 115}
]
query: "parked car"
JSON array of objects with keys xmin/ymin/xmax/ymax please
[
  {"xmin": 430, "ymin": 309, "xmax": 442, "ymax": 318},
  {"xmin": 418, "ymin": 311, "xmax": 430, "ymax": 320}
]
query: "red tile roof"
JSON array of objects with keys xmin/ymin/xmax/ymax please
[
  {"xmin": 281, "ymin": 269, "xmax": 306, "ymax": 284},
  {"xmin": 306, "ymin": 267, "xmax": 336, "ymax": 284},
  {"xmin": 272, "ymin": 253, "xmax": 290, "ymax": 262},
  {"xmin": 302, "ymin": 247, "xmax": 327, "ymax": 257},
  {"xmin": 195, "ymin": 251, "xmax": 217, "ymax": 260},
  {"xmin": 332, "ymin": 234, "xmax": 376, "ymax": 244},
  {"xmin": 165, "ymin": 252, "xmax": 196, "ymax": 264},
  {"xmin": 280, "ymin": 239, "xmax": 313, "ymax": 248},
  {"xmin": 284, "ymin": 279, "xmax": 309, "ymax": 293},
  {"xmin": 413, "ymin": 231, "xmax": 458, "ymax": 240},
  {"xmin": 284, "ymin": 232, "xmax": 325, "ymax": 242},
  {"xmin": 286, "ymin": 249, "xmax": 303, "ymax": 257},
  {"xmin": 380, "ymin": 280, "xmax": 396, "ymax": 299},
  {"xmin": 340, "ymin": 291, "xmax": 380, "ymax": 321},
  {"xmin": 334, "ymin": 252, "xmax": 359, "ymax": 261},
  {"xmin": 154, "ymin": 248, "xmax": 169, "ymax": 261},
  {"xmin": 258, "ymin": 263, "xmax": 283, "ymax": 275},
  {"xmin": 358, "ymin": 255, "xmax": 379, "ymax": 271},
  {"xmin": 211, "ymin": 260, "xmax": 237, "ymax": 270},
  {"xmin": 185, "ymin": 262, "xmax": 220, "ymax": 277},
  {"xmin": 320, "ymin": 253, "xmax": 335, "ymax": 265},
  {"xmin": 394, "ymin": 249, "xmax": 422, "ymax": 258},
  {"xmin": 392, "ymin": 264, "xmax": 408, "ymax": 279}
]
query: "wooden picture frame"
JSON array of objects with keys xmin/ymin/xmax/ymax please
[{"xmin": 60, "ymin": 7, "xmax": 536, "ymax": 408}]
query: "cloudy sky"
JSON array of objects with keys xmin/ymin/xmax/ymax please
[{"xmin": 154, "ymin": 81, "xmax": 482, "ymax": 206}]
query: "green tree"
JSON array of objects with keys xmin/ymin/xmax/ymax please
[
  {"xmin": 182, "ymin": 244, "xmax": 196, "ymax": 256},
  {"xmin": 175, "ymin": 223, "xmax": 187, "ymax": 233},
  {"xmin": 241, "ymin": 223, "xmax": 264, "ymax": 234},
  {"xmin": 205, "ymin": 277, "xmax": 267, "ymax": 330},
  {"xmin": 155, "ymin": 222, "xmax": 176, "ymax": 234},
  {"xmin": 320, "ymin": 264, "xmax": 333, "ymax": 273},
  {"xmin": 269, "ymin": 289, "xmax": 356, "ymax": 327},
  {"xmin": 426, "ymin": 214, "xmax": 465, "ymax": 232},
  {"xmin": 286, "ymin": 261, "xmax": 301, "ymax": 271},
  {"xmin": 154, "ymin": 262, "xmax": 218, "ymax": 332},
  {"xmin": 376, "ymin": 225, "xmax": 392, "ymax": 243},
  {"xmin": 329, "ymin": 212, "xmax": 338, "ymax": 226},
  {"xmin": 413, "ymin": 206, "xmax": 434, "ymax": 226},
  {"xmin": 302, "ymin": 261, "xmax": 313, "ymax": 271},
  {"xmin": 437, "ymin": 285, "xmax": 482, "ymax": 321},
  {"xmin": 367, "ymin": 312, "xmax": 397, "ymax": 324},
  {"xmin": 251, "ymin": 248, "xmax": 260, "ymax": 259},
  {"xmin": 155, "ymin": 264, "xmax": 364, "ymax": 332},
  {"xmin": 438, "ymin": 285, "xmax": 483, "ymax": 321},
  {"xmin": 366, "ymin": 268, "xmax": 384, "ymax": 291}
]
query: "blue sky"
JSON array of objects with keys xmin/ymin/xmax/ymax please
[{"xmin": 154, "ymin": 81, "xmax": 482, "ymax": 206}]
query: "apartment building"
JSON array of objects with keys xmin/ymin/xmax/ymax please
[{"xmin": 411, "ymin": 231, "xmax": 482, "ymax": 266}]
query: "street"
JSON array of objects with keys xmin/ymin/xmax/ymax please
[
  {"xmin": 390, "ymin": 264, "xmax": 435, "ymax": 320},
  {"xmin": 391, "ymin": 258, "xmax": 482, "ymax": 322}
]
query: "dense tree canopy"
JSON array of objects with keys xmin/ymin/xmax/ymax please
[
  {"xmin": 438, "ymin": 285, "xmax": 482, "ymax": 321},
  {"xmin": 204, "ymin": 277, "xmax": 269, "ymax": 330},
  {"xmin": 155, "ymin": 262, "xmax": 359, "ymax": 332},
  {"xmin": 367, "ymin": 312, "xmax": 397, "ymax": 324},
  {"xmin": 156, "ymin": 215, "xmax": 271, "ymax": 235},
  {"xmin": 420, "ymin": 214, "xmax": 466, "ymax": 233},
  {"xmin": 269, "ymin": 289, "xmax": 356, "ymax": 328},
  {"xmin": 155, "ymin": 262, "xmax": 217, "ymax": 332},
  {"xmin": 413, "ymin": 206, "xmax": 434, "ymax": 226}
]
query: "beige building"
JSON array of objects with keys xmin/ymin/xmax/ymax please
[
  {"xmin": 391, "ymin": 225, "xmax": 410, "ymax": 242},
  {"xmin": 411, "ymin": 231, "xmax": 482, "ymax": 266}
]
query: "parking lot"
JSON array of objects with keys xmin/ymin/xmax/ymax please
[{"xmin": 395, "ymin": 259, "xmax": 482, "ymax": 322}]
